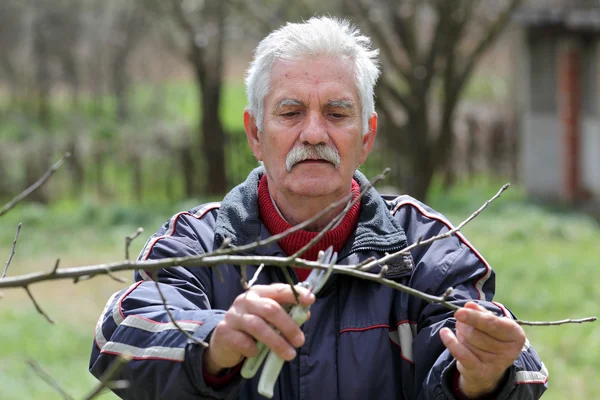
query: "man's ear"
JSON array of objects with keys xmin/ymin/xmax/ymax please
[
  {"xmin": 244, "ymin": 110, "xmax": 262, "ymax": 161},
  {"xmin": 360, "ymin": 112, "xmax": 378, "ymax": 164}
]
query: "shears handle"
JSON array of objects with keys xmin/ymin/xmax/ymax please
[{"xmin": 258, "ymin": 305, "xmax": 310, "ymax": 398}]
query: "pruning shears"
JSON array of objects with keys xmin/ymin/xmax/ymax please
[{"xmin": 240, "ymin": 246, "xmax": 337, "ymax": 398}]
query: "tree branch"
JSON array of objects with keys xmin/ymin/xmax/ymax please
[
  {"xmin": 151, "ymin": 270, "xmax": 208, "ymax": 347},
  {"xmin": 82, "ymin": 354, "xmax": 131, "ymax": 400},
  {"xmin": 25, "ymin": 286, "xmax": 54, "ymax": 324},
  {"xmin": 454, "ymin": 0, "xmax": 522, "ymax": 98},
  {"xmin": 289, "ymin": 168, "xmax": 390, "ymax": 260},
  {"xmin": 0, "ymin": 182, "xmax": 595, "ymax": 327},
  {"xmin": 2, "ymin": 222, "xmax": 22, "ymax": 279},
  {"xmin": 345, "ymin": 0, "xmax": 414, "ymax": 84},
  {"xmin": 0, "ymin": 152, "xmax": 70, "ymax": 218},
  {"xmin": 125, "ymin": 227, "xmax": 144, "ymax": 260},
  {"xmin": 26, "ymin": 360, "xmax": 73, "ymax": 400}
]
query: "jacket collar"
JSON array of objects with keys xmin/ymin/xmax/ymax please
[{"xmin": 214, "ymin": 167, "xmax": 408, "ymax": 260}]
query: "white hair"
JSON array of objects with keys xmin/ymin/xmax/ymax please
[{"xmin": 245, "ymin": 16, "xmax": 381, "ymax": 136}]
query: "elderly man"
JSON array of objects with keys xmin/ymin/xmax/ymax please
[{"xmin": 90, "ymin": 17, "xmax": 547, "ymax": 400}]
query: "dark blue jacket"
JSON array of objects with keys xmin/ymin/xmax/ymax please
[{"xmin": 90, "ymin": 168, "xmax": 548, "ymax": 399}]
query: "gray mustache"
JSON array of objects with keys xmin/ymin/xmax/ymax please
[{"xmin": 286, "ymin": 144, "xmax": 341, "ymax": 172}]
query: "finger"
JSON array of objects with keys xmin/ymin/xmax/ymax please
[
  {"xmin": 249, "ymin": 284, "xmax": 315, "ymax": 306},
  {"xmin": 243, "ymin": 295, "xmax": 305, "ymax": 347},
  {"xmin": 440, "ymin": 327, "xmax": 481, "ymax": 370},
  {"xmin": 213, "ymin": 325, "xmax": 260, "ymax": 359},
  {"xmin": 240, "ymin": 313, "xmax": 297, "ymax": 361},
  {"xmin": 455, "ymin": 304, "xmax": 525, "ymax": 343},
  {"xmin": 463, "ymin": 301, "xmax": 491, "ymax": 313},
  {"xmin": 456, "ymin": 321, "xmax": 507, "ymax": 356}
]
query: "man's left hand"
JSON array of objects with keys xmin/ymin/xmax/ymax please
[{"xmin": 440, "ymin": 302, "xmax": 526, "ymax": 398}]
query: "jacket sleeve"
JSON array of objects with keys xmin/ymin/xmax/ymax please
[
  {"xmin": 89, "ymin": 214, "xmax": 243, "ymax": 400},
  {"xmin": 393, "ymin": 200, "xmax": 548, "ymax": 400}
]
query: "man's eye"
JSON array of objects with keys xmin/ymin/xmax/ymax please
[
  {"xmin": 281, "ymin": 112, "xmax": 298, "ymax": 118},
  {"xmin": 330, "ymin": 113, "xmax": 346, "ymax": 119}
]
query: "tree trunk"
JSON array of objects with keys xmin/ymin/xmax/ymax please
[
  {"xmin": 66, "ymin": 136, "xmax": 85, "ymax": 198},
  {"xmin": 111, "ymin": 53, "xmax": 130, "ymax": 122},
  {"xmin": 199, "ymin": 79, "xmax": 228, "ymax": 196},
  {"xmin": 179, "ymin": 144, "xmax": 196, "ymax": 198},
  {"xmin": 190, "ymin": 1, "xmax": 228, "ymax": 196}
]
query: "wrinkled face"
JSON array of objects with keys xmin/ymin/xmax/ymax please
[{"xmin": 245, "ymin": 56, "xmax": 377, "ymax": 200}]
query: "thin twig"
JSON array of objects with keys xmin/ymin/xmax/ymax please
[
  {"xmin": 240, "ymin": 265, "xmax": 248, "ymax": 289},
  {"xmin": 247, "ymin": 264, "xmax": 265, "ymax": 288},
  {"xmin": 25, "ymin": 286, "xmax": 54, "ymax": 324},
  {"xmin": 2, "ymin": 222, "xmax": 22, "ymax": 279},
  {"xmin": 26, "ymin": 360, "xmax": 74, "ymax": 400},
  {"xmin": 82, "ymin": 354, "xmax": 131, "ymax": 400},
  {"xmin": 151, "ymin": 271, "xmax": 208, "ymax": 347},
  {"xmin": 125, "ymin": 227, "xmax": 144, "ymax": 260},
  {"xmin": 105, "ymin": 268, "xmax": 127, "ymax": 284},
  {"xmin": 357, "ymin": 183, "xmax": 510, "ymax": 273},
  {"xmin": 289, "ymin": 168, "xmax": 390, "ymax": 260},
  {"xmin": 0, "ymin": 183, "xmax": 595, "ymax": 326},
  {"xmin": 52, "ymin": 259, "xmax": 60, "ymax": 274},
  {"xmin": 515, "ymin": 317, "xmax": 598, "ymax": 326},
  {"xmin": 213, "ymin": 265, "xmax": 224, "ymax": 283},
  {"xmin": 0, "ymin": 153, "xmax": 70, "ymax": 218},
  {"xmin": 202, "ymin": 169, "xmax": 392, "ymax": 260}
]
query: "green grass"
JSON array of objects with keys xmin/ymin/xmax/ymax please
[{"xmin": 1, "ymin": 179, "xmax": 599, "ymax": 399}]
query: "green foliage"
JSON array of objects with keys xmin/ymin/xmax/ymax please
[
  {"xmin": 0, "ymin": 308, "xmax": 117, "ymax": 399},
  {"xmin": 430, "ymin": 179, "xmax": 600, "ymax": 400}
]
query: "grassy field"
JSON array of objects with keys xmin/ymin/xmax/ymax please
[{"xmin": 0, "ymin": 178, "xmax": 598, "ymax": 399}]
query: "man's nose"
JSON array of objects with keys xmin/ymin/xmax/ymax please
[{"xmin": 299, "ymin": 112, "xmax": 329, "ymax": 145}]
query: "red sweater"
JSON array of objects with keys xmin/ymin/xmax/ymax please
[{"xmin": 258, "ymin": 175, "xmax": 361, "ymax": 280}]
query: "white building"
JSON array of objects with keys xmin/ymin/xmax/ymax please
[{"xmin": 514, "ymin": 0, "xmax": 600, "ymax": 205}]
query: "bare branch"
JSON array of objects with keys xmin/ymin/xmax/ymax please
[
  {"xmin": 26, "ymin": 360, "xmax": 73, "ymax": 400},
  {"xmin": 358, "ymin": 183, "xmax": 510, "ymax": 272},
  {"xmin": 345, "ymin": 0, "xmax": 414, "ymax": 84},
  {"xmin": 151, "ymin": 270, "xmax": 208, "ymax": 347},
  {"xmin": 125, "ymin": 227, "xmax": 144, "ymax": 260},
  {"xmin": 0, "ymin": 153, "xmax": 70, "ymax": 218},
  {"xmin": 0, "ymin": 181, "xmax": 595, "ymax": 327},
  {"xmin": 2, "ymin": 222, "xmax": 22, "ymax": 279},
  {"xmin": 205, "ymin": 168, "xmax": 392, "ymax": 260},
  {"xmin": 240, "ymin": 265, "xmax": 248, "ymax": 289},
  {"xmin": 25, "ymin": 286, "xmax": 54, "ymax": 324},
  {"xmin": 225, "ymin": 0, "xmax": 284, "ymax": 33},
  {"xmin": 52, "ymin": 258, "xmax": 60, "ymax": 274},
  {"xmin": 290, "ymin": 168, "xmax": 390, "ymax": 260},
  {"xmin": 516, "ymin": 317, "xmax": 598, "ymax": 326},
  {"xmin": 82, "ymin": 355, "xmax": 131, "ymax": 400},
  {"xmin": 378, "ymin": 79, "xmax": 415, "ymax": 114},
  {"xmin": 454, "ymin": 0, "xmax": 522, "ymax": 97},
  {"xmin": 247, "ymin": 264, "xmax": 265, "ymax": 288}
]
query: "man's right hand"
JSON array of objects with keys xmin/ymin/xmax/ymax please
[{"xmin": 202, "ymin": 283, "xmax": 316, "ymax": 375}]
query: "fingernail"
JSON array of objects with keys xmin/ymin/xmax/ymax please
[{"xmin": 455, "ymin": 311, "xmax": 468, "ymax": 322}]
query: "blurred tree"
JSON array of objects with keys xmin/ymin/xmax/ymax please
[
  {"xmin": 106, "ymin": 0, "xmax": 150, "ymax": 122},
  {"xmin": 146, "ymin": 0, "xmax": 230, "ymax": 196},
  {"xmin": 0, "ymin": 0, "xmax": 26, "ymax": 109},
  {"xmin": 345, "ymin": 0, "xmax": 522, "ymax": 201}
]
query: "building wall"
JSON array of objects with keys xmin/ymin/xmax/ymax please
[
  {"xmin": 580, "ymin": 42, "xmax": 600, "ymax": 200},
  {"xmin": 581, "ymin": 117, "xmax": 600, "ymax": 198},
  {"xmin": 522, "ymin": 114, "xmax": 562, "ymax": 197},
  {"xmin": 519, "ymin": 31, "xmax": 563, "ymax": 199},
  {"xmin": 519, "ymin": 29, "xmax": 600, "ymax": 202}
]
